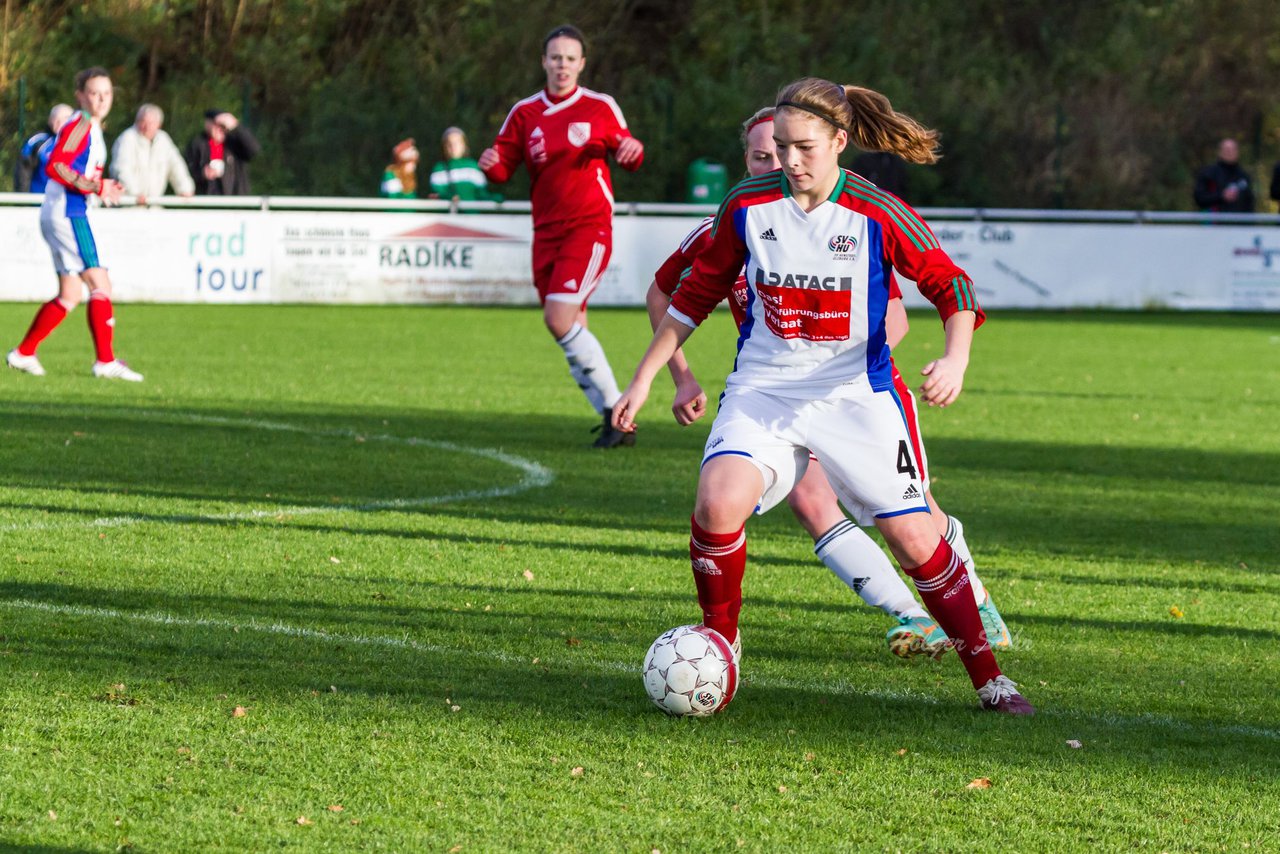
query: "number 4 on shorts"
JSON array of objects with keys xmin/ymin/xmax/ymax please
[{"xmin": 896, "ymin": 440, "xmax": 918, "ymax": 479}]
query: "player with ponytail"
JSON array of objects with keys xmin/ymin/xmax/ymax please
[{"xmin": 618, "ymin": 78, "xmax": 1032, "ymax": 714}]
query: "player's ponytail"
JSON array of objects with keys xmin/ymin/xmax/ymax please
[
  {"xmin": 843, "ymin": 85, "xmax": 939, "ymax": 165},
  {"xmin": 775, "ymin": 77, "xmax": 940, "ymax": 165}
]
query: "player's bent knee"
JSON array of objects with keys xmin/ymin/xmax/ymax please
[{"xmin": 694, "ymin": 457, "xmax": 762, "ymax": 532}]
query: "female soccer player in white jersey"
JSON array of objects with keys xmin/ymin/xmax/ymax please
[
  {"xmin": 7, "ymin": 67, "xmax": 143, "ymax": 382},
  {"xmin": 616, "ymin": 78, "xmax": 1032, "ymax": 713},
  {"xmin": 648, "ymin": 108, "xmax": 1013, "ymax": 659},
  {"xmin": 479, "ymin": 24, "xmax": 644, "ymax": 448}
]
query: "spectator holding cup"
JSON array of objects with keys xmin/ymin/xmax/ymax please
[{"xmin": 185, "ymin": 108, "xmax": 261, "ymax": 195}]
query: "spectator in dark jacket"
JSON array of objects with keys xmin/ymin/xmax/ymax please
[
  {"xmin": 185, "ymin": 109, "xmax": 261, "ymax": 195},
  {"xmin": 1193, "ymin": 138, "xmax": 1254, "ymax": 212},
  {"xmin": 1270, "ymin": 160, "xmax": 1279, "ymax": 208}
]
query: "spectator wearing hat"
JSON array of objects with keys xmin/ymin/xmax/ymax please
[
  {"xmin": 381, "ymin": 138, "xmax": 419, "ymax": 198},
  {"xmin": 429, "ymin": 128, "xmax": 499, "ymax": 202},
  {"xmin": 185, "ymin": 109, "xmax": 261, "ymax": 195}
]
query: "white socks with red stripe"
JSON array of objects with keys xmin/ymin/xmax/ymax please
[
  {"xmin": 556, "ymin": 323, "xmax": 621, "ymax": 415},
  {"xmin": 814, "ymin": 520, "xmax": 930, "ymax": 620}
]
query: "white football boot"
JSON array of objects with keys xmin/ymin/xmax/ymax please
[
  {"xmin": 92, "ymin": 360, "xmax": 144, "ymax": 382},
  {"xmin": 7, "ymin": 349, "xmax": 46, "ymax": 376}
]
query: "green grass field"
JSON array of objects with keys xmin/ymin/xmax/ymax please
[{"xmin": 1, "ymin": 304, "xmax": 1278, "ymax": 852}]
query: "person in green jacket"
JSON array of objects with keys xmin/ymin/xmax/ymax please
[{"xmin": 429, "ymin": 128, "xmax": 500, "ymax": 202}]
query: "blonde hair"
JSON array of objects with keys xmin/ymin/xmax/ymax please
[
  {"xmin": 739, "ymin": 107, "xmax": 775, "ymax": 149},
  {"xmin": 775, "ymin": 77, "xmax": 940, "ymax": 164}
]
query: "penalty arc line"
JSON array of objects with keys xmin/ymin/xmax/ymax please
[
  {"xmin": 3, "ymin": 597, "xmax": 1277, "ymax": 744},
  {"xmin": 0, "ymin": 410, "xmax": 555, "ymax": 531}
]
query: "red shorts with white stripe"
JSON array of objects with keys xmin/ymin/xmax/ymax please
[{"xmin": 532, "ymin": 225, "xmax": 612, "ymax": 307}]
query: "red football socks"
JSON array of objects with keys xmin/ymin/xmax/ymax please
[
  {"xmin": 17, "ymin": 298, "xmax": 69, "ymax": 356},
  {"xmin": 689, "ymin": 515, "xmax": 746, "ymax": 643},
  {"xmin": 87, "ymin": 292, "xmax": 115, "ymax": 363},
  {"xmin": 903, "ymin": 537, "xmax": 1001, "ymax": 688}
]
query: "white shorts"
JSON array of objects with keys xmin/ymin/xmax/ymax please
[
  {"xmin": 41, "ymin": 214, "xmax": 102, "ymax": 275},
  {"xmin": 701, "ymin": 385, "xmax": 929, "ymax": 526}
]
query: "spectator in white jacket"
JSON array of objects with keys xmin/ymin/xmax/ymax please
[{"xmin": 110, "ymin": 104, "xmax": 195, "ymax": 203}]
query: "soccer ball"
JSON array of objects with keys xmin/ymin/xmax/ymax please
[{"xmin": 642, "ymin": 624, "xmax": 738, "ymax": 716}]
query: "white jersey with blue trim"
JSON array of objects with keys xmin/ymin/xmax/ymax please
[
  {"xmin": 669, "ymin": 169, "xmax": 981, "ymax": 399},
  {"xmin": 41, "ymin": 112, "xmax": 106, "ymax": 221}
]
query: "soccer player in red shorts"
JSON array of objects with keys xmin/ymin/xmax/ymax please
[{"xmin": 479, "ymin": 24, "xmax": 644, "ymax": 448}]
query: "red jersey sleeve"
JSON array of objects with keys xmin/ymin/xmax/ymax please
[
  {"xmin": 669, "ymin": 201, "xmax": 747, "ymax": 326},
  {"xmin": 880, "ymin": 197, "xmax": 984, "ymax": 328},
  {"xmin": 483, "ymin": 103, "xmax": 526, "ymax": 185},
  {"xmin": 46, "ymin": 115, "xmax": 98, "ymax": 194},
  {"xmin": 600, "ymin": 104, "xmax": 643, "ymax": 173},
  {"xmin": 653, "ymin": 217, "xmax": 713, "ymax": 297}
]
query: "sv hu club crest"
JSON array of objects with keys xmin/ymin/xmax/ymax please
[{"xmin": 828, "ymin": 234, "xmax": 857, "ymax": 253}]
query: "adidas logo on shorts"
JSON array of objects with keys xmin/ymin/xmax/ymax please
[
  {"xmin": 759, "ymin": 227, "xmax": 777, "ymax": 241},
  {"xmin": 901, "ymin": 484, "xmax": 921, "ymax": 500}
]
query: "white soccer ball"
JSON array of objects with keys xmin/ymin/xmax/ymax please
[{"xmin": 642, "ymin": 624, "xmax": 738, "ymax": 716}]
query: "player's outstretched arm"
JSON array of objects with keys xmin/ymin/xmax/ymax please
[{"xmin": 919, "ymin": 309, "xmax": 975, "ymax": 408}]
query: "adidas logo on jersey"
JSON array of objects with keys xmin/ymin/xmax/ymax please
[
  {"xmin": 530, "ymin": 126, "xmax": 544, "ymax": 139},
  {"xmin": 901, "ymin": 484, "xmax": 921, "ymax": 500},
  {"xmin": 759, "ymin": 227, "xmax": 777, "ymax": 241}
]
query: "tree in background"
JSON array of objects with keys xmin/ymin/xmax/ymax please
[{"xmin": 3, "ymin": 0, "xmax": 1279, "ymax": 210}]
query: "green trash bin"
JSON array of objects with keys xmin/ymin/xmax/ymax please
[{"xmin": 686, "ymin": 158, "xmax": 728, "ymax": 205}]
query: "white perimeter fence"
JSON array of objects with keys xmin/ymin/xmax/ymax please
[{"xmin": 2, "ymin": 193, "xmax": 1278, "ymax": 311}]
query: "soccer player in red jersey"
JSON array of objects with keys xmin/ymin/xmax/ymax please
[
  {"xmin": 479, "ymin": 24, "xmax": 644, "ymax": 448},
  {"xmin": 647, "ymin": 109, "xmax": 1014, "ymax": 659},
  {"xmin": 616, "ymin": 78, "xmax": 1032, "ymax": 714},
  {"xmin": 7, "ymin": 67, "xmax": 143, "ymax": 382}
]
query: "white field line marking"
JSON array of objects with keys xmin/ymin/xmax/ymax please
[
  {"xmin": 4, "ymin": 597, "xmax": 1278, "ymax": 743},
  {"xmin": 0, "ymin": 409, "xmax": 554, "ymax": 531}
]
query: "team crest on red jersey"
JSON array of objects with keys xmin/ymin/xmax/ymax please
[{"xmin": 567, "ymin": 122, "xmax": 591, "ymax": 147}]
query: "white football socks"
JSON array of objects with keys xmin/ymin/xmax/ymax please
[
  {"xmin": 944, "ymin": 514, "xmax": 987, "ymax": 604},
  {"xmin": 814, "ymin": 519, "xmax": 929, "ymax": 620},
  {"xmin": 556, "ymin": 323, "xmax": 621, "ymax": 415}
]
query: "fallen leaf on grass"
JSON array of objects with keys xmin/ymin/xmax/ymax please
[
  {"xmin": 777, "ymin": 785, "xmax": 788, "ymax": 793},
  {"xmin": 570, "ymin": 766, "xmax": 585, "ymax": 777},
  {"xmin": 966, "ymin": 778, "xmax": 993, "ymax": 790},
  {"xmin": 1066, "ymin": 740, "xmax": 1083, "ymax": 749},
  {"xmin": 329, "ymin": 556, "xmax": 341, "ymax": 564},
  {"xmin": 522, "ymin": 569, "xmax": 534, "ymax": 581},
  {"xmin": 1169, "ymin": 605, "xmax": 1184, "ymax": 619},
  {"xmin": 895, "ymin": 748, "xmax": 908, "ymax": 757},
  {"xmin": 803, "ymin": 752, "xmax": 815, "ymax": 762},
  {"xmin": 232, "ymin": 706, "xmax": 247, "ymax": 718},
  {"xmin": 450, "ymin": 705, "xmax": 461, "ymax": 713},
  {"xmin": 566, "ymin": 637, "xmax": 581, "ymax": 647},
  {"xmin": 47, "ymin": 810, "xmax": 57, "ymax": 821},
  {"xmin": 449, "ymin": 846, "xmax": 462, "ymax": 853},
  {"xmin": 327, "ymin": 804, "xmax": 344, "ymax": 812},
  {"xmin": 296, "ymin": 816, "xmax": 313, "ymax": 826}
]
